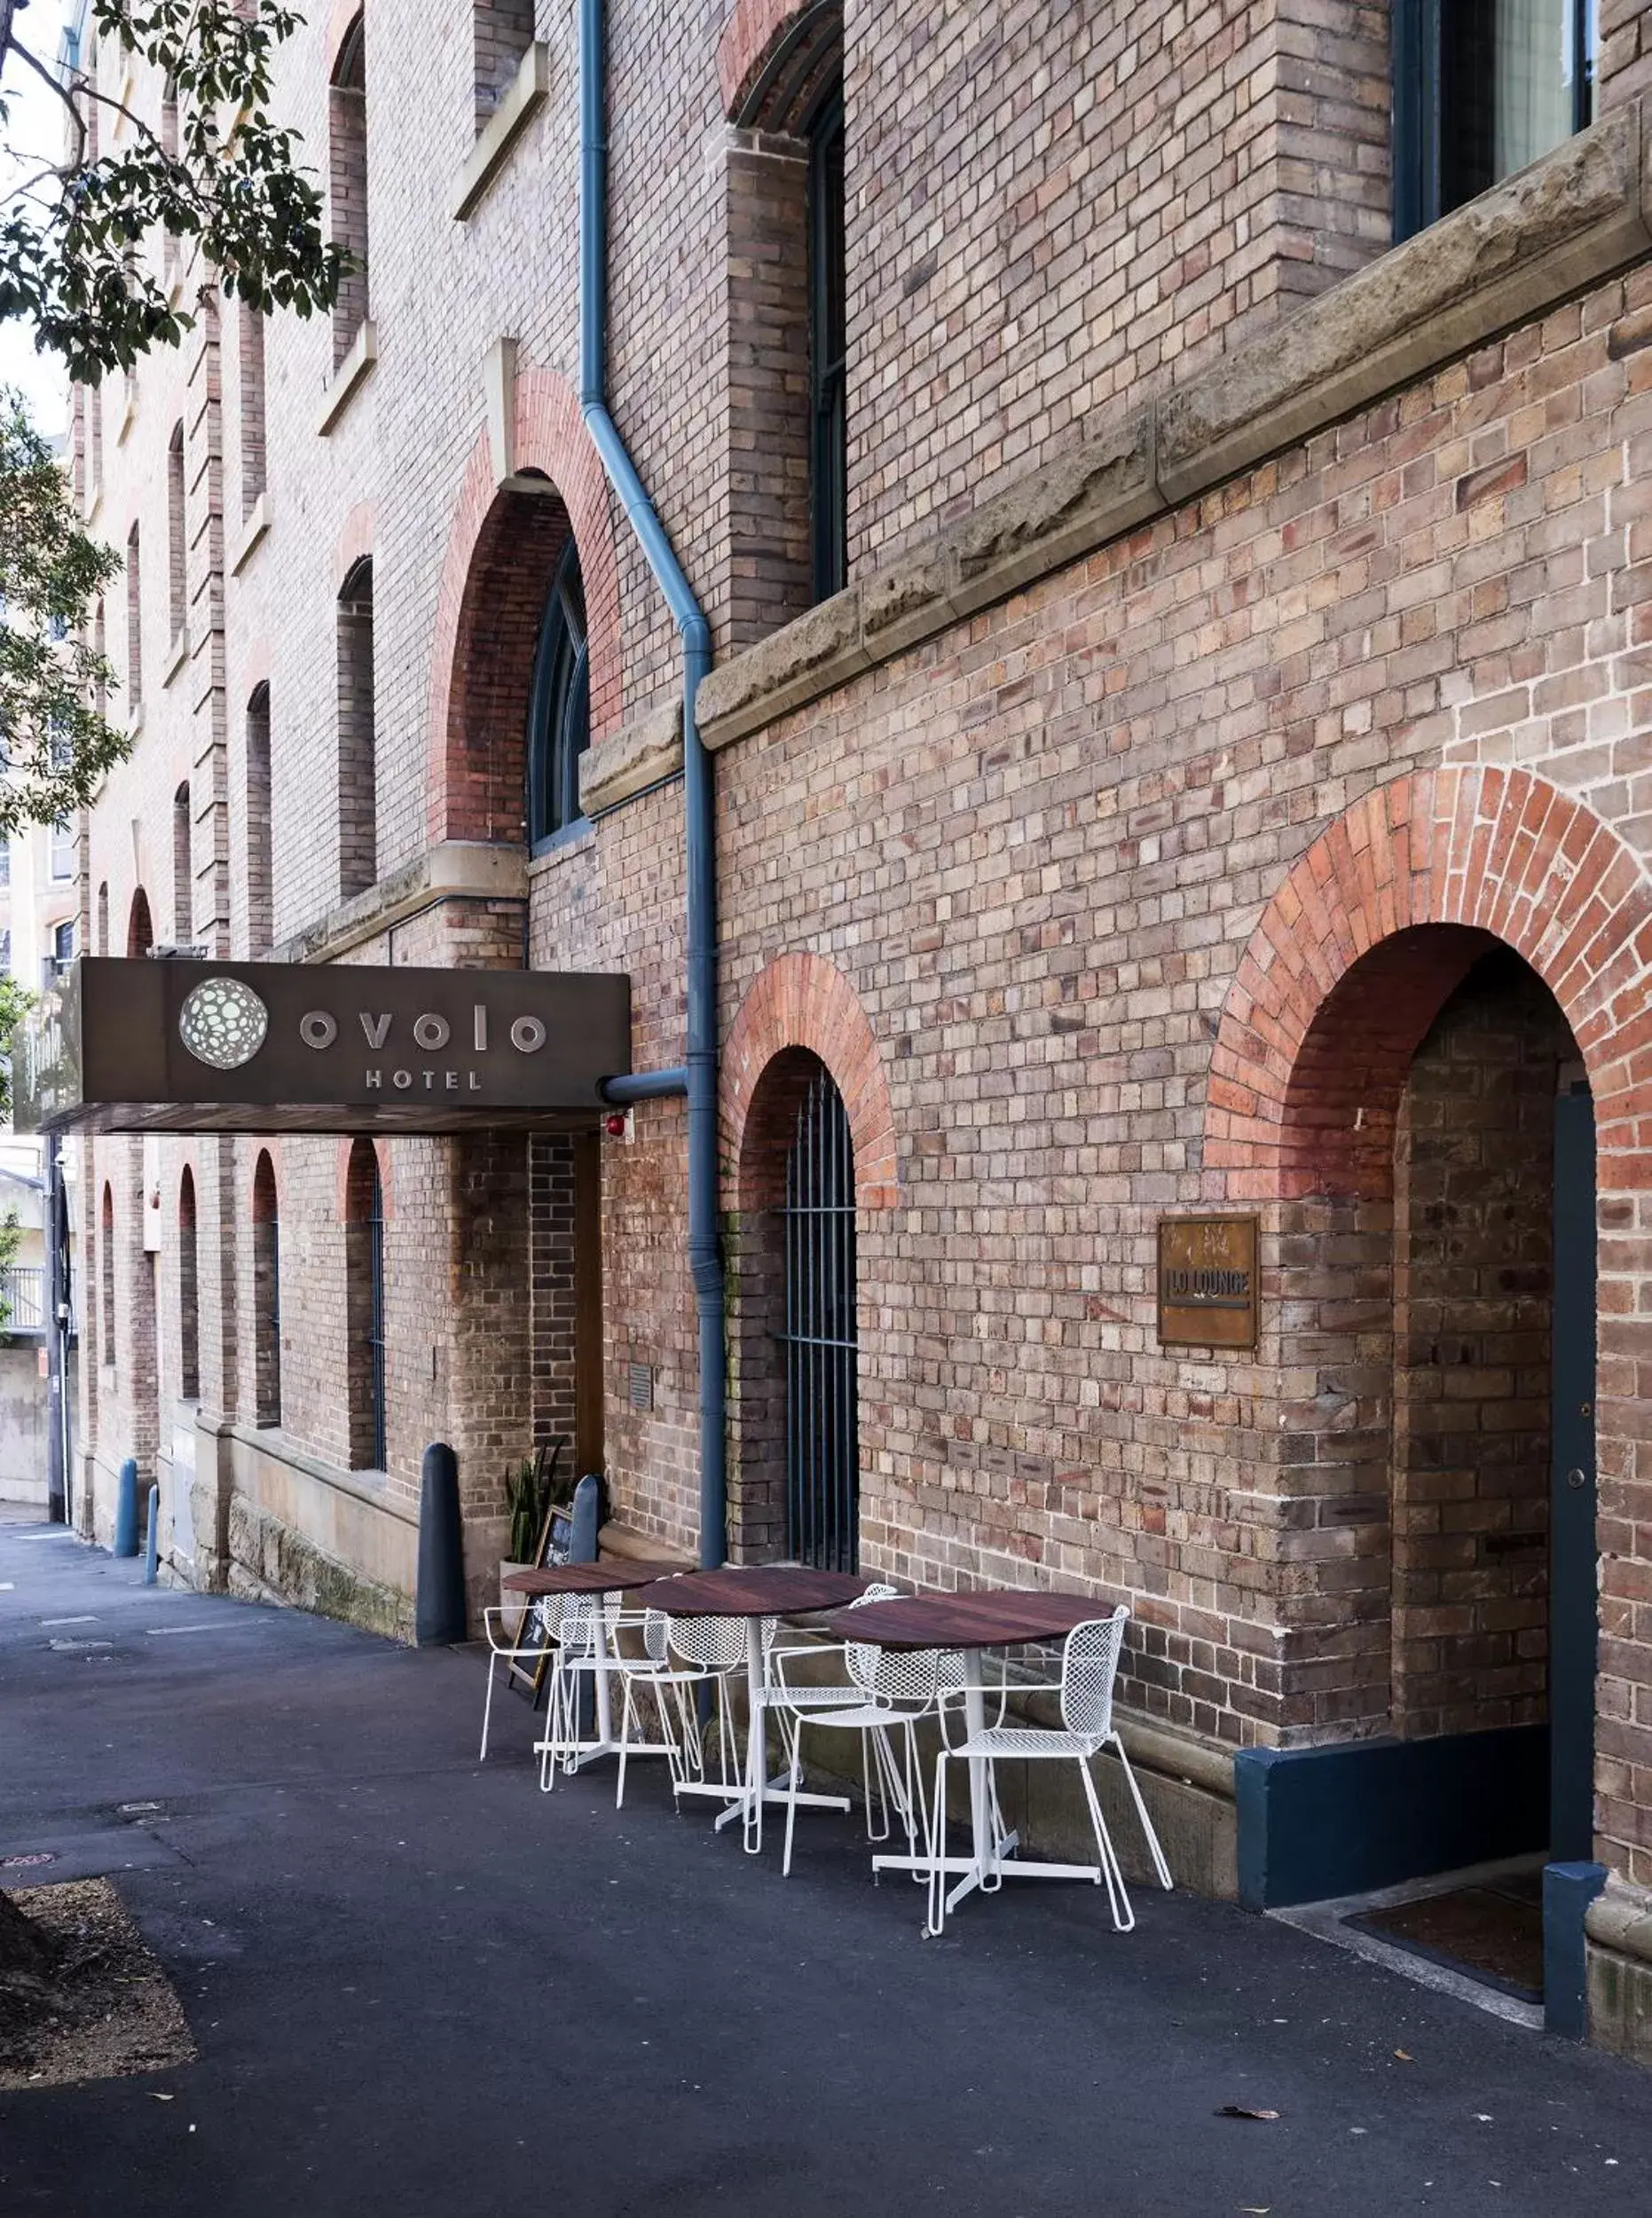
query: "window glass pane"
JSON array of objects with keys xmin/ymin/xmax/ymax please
[
  {"xmin": 525, "ymin": 538, "xmax": 589, "ymax": 848},
  {"xmin": 1495, "ymin": 0, "xmax": 1574, "ymax": 174}
]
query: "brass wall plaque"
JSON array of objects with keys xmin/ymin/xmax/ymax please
[{"xmin": 1156, "ymin": 1215, "xmax": 1259, "ymax": 1349}]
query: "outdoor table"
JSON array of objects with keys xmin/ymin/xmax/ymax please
[
  {"xmin": 643, "ymin": 1566, "xmax": 867, "ymax": 1852},
  {"xmin": 501, "ymin": 1560, "xmax": 683, "ymax": 1772},
  {"xmin": 821, "ymin": 1589, "xmax": 1111, "ymax": 1923}
]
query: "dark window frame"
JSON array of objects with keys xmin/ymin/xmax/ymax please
[
  {"xmin": 1393, "ymin": 0, "xmax": 1596, "ymax": 243},
  {"xmin": 525, "ymin": 535, "xmax": 590, "ymax": 853}
]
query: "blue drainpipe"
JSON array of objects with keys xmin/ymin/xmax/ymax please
[{"xmin": 579, "ymin": 0, "xmax": 726, "ymax": 1570}]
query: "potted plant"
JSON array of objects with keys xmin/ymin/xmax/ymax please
[{"xmin": 498, "ymin": 1439, "xmax": 568, "ymax": 1624}]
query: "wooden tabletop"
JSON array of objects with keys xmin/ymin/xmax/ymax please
[
  {"xmin": 643, "ymin": 1566, "xmax": 868, "ymax": 1618},
  {"xmin": 501, "ymin": 1561, "xmax": 684, "ymax": 1597},
  {"xmin": 821, "ymin": 1590, "xmax": 1117, "ymax": 1650}
]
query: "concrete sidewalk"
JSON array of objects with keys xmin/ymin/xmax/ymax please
[{"xmin": 1, "ymin": 1522, "xmax": 1647, "ymax": 2218}]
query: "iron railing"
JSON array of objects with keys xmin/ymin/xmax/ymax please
[{"xmin": 1, "ymin": 1266, "xmax": 47, "ymax": 1333}]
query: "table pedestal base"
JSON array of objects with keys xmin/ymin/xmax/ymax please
[
  {"xmin": 874, "ymin": 1837, "xmax": 1111, "ymax": 1923},
  {"xmin": 673, "ymin": 1772, "xmax": 854, "ymax": 1831}
]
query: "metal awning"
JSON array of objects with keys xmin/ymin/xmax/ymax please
[{"xmin": 13, "ymin": 959, "xmax": 632, "ymax": 1137}]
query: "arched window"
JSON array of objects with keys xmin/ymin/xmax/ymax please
[
  {"xmin": 779, "ymin": 1066, "xmax": 858, "ymax": 1569},
  {"xmin": 246, "ymin": 682, "xmax": 272, "ymax": 954},
  {"xmin": 125, "ymin": 522, "xmax": 143, "ymax": 713},
  {"xmin": 253, "ymin": 1151, "xmax": 281, "ymax": 1426},
  {"xmin": 329, "ymin": 12, "xmax": 370, "ymax": 368},
  {"xmin": 126, "ymin": 887, "xmax": 153, "ymax": 958},
  {"xmin": 239, "ymin": 305, "xmax": 266, "ymax": 518},
  {"xmin": 337, "ymin": 556, "xmax": 376, "ymax": 898},
  {"xmin": 177, "ymin": 1168, "xmax": 199, "ymax": 1400},
  {"xmin": 526, "ymin": 537, "xmax": 589, "ymax": 849},
  {"xmin": 99, "ymin": 1181, "xmax": 115, "ymax": 1366},
  {"xmin": 807, "ymin": 81, "xmax": 846, "ymax": 601},
  {"xmin": 172, "ymin": 783, "xmax": 191, "ymax": 944},
  {"xmin": 167, "ymin": 421, "xmax": 186, "ymax": 646},
  {"xmin": 96, "ymin": 879, "xmax": 109, "ymax": 956},
  {"xmin": 345, "ymin": 1140, "xmax": 386, "ymax": 1470},
  {"xmin": 161, "ymin": 78, "xmax": 179, "ymax": 288},
  {"xmin": 722, "ymin": 3, "xmax": 846, "ymax": 633}
]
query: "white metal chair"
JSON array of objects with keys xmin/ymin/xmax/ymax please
[
  {"xmin": 610, "ymin": 1606, "xmax": 716, "ymax": 1807},
  {"xmin": 621, "ymin": 1612, "xmax": 753, "ymax": 1805},
  {"xmin": 771, "ymin": 1630, "xmax": 966, "ymax": 1877},
  {"xmin": 534, "ymin": 1594, "xmax": 602, "ymax": 1791},
  {"xmin": 477, "ymin": 1595, "xmax": 564, "ymax": 1762},
  {"xmin": 926, "ymin": 1606, "xmax": 1172, "ymax": 1936}
]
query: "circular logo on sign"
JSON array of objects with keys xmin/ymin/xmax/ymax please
[{"xmin": 177, "ymin": 978, "xmax": 269, "ymax": 1070}]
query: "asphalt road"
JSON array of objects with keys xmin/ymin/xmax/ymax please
[{"xmin": 2, "ymin": 1518, "xmax": 1648, "ymax": 2217}]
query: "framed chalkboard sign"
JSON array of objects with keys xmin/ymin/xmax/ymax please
[{"xmin": 505, "ymin": 1593, "xmax": 561, "ymax": 1703}]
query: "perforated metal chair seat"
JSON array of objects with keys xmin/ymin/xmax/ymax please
[
  {"xmin": 767, "ymin": 1680, "xmax": 873, "ymax": 1710},
  {"xmin": 952, "ymin": 1723, "xmax": 1099, "ymax": 1759},
  {"xmin": 787, "ymin": 1697, "xmax": 927, "ymax": 1734}
]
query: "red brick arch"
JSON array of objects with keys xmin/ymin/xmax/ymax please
[
  {"xmin": 332, "ymin": 503, "xmax": 374, "ymax": 594},
  {"xmin": 1204, "ymin": 767, "xmax": 1652, "ymax": 1201},
  {"xmin": 722, "ymin": 953, "xmax": 898, "ymax": 1209},
  {"xmin": 326, "ymin": 0, "xmax": 365, "ymax": 80},
  {"xmin": 717, "ymin": 0, "xmax": 841, "ymax": 126},
  {"xmin": 425, "ymin": 366, "xmax": 621, "ymax": 846}
]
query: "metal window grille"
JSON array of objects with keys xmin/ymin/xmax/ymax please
[
  {"xmin": 777, "ymin": 1069, "xmax": 858, "ymax": 1570},
  {"xmin": 367, "ymin": 1157, "xmax": 386, "ymax": 1471},
  {"xmin": 264, "ymin": 1214, "xmax": 281, "ymax": 1424}
]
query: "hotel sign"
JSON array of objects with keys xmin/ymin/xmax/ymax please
[
  {"xmin": 14, "ymin": 959, "xmax": 632, "ymax": 1136},
  {"xmin": 1156, "ymin": 1215, "xmax": 1259, "ymax": 1349}
]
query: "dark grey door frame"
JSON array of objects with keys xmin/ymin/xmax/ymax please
[{"xmin": 1550, "ymin": 1081, "xmax": 1598, "ymax": 1862}]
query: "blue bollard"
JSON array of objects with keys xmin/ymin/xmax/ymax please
[
  {"xmin": 569, "ymin": 1472, "xmax": 603, "ymax": 1564},
  {"xmin": 414, "ymin": 1443, "xmax": 467, "ymax": 1646},
  {"xmin": 143, "ymin": 1484, "xmax": 160, "ymax": 1585},
  {"xmin": 113, "ymin": 1457, "xmax": 139, "ymax": 1557}
]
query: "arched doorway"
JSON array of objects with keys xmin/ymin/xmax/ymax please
[
  {"xmin": 1208, "ymin": 766, "xmax": 1638, "ymax": 2013},
  {"xmin": 1253, "ymin": 934, "xmax": 1599, "ymax": 1998}
]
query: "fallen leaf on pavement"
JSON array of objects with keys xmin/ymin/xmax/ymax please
[
  {"xmin": 149, "ymin": 2093, "xmax": 175, "ymax": 2103},
  {"xmin": 1216, "ymin": 2105, "xmax": 1280, "ymax": 2121},
  {"xmin": 1394, "ymin": 2049, "xmax": 1412, "ymax": 2062}
]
